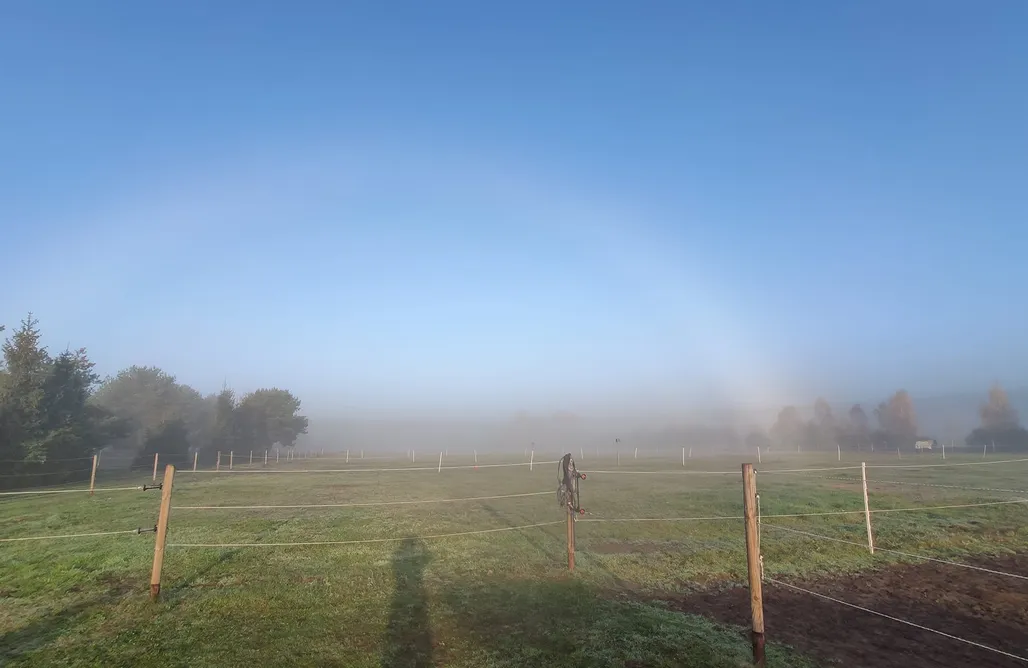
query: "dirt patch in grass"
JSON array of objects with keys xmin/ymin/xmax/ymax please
[{"xmin": 652, "ymin": 553, "xmax": 1028, "ymax": 668}]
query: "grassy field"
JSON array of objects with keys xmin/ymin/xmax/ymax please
[{"xmin": 2, "ymin": 448, "xmax": 1026, "ymax": 667}]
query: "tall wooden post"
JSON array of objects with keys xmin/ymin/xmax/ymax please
[
  {"xmin": 862, "ymin": 462, "xmax": 874, "ymax": 554},
  {"xmin": 150, "ymin": 465, "xmax": 176, "ymax": 600},
  {"xmin": 89, "ymin": 454, "xmax": 98, "ymax": 495},
  {"xmin": 742, "ymin": 463, "xmax": 765, "ymax": 667},
  {"xmin": 152, "ymin": 452, "xmax": 159, "ymax": 482},
  {"xmin": 566, "ymin": 504, "xmax": 576, "ymax": 572}
]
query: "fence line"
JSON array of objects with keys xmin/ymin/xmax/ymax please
[
  {"xmin": 0, "ymin": 455, "xmax": 94, "ymax": 464},
  {"xmin": 0, "ymin": 467, "xmax": 94, "ymax": 478},
  {"xmin": 582, "ymin": 457, "xmax": 1028, "ymax": 478},
  {"xmin": 0, "ymin": 486, "xmax": 144, "ymax": 496},
  {"xmin": 184, "ymin": 460, "xmax": 559, "ymax": 474},
  {"xmin": 173, "ymin": 490, "xmax": 554, "ymax": 510},
  {"xmin": 168, "ymin": 520, "xmax": 564, "ymax": 548},
  {"xmin": 866, "ymin": 457, "xmax": 1028, "ymax": 470},
  {"xmin": 766, "ymin": 578, "xmax": 1028, "ymax": 663},
  {"xmin": 763, "ymin": 523, "xmax": 1028, "ymax": 582},
  {"xmin": 864, "ymin": 478, "xmax": 1028, "ymax": 496},
  {"xmin": 579, "ymin": 498, "xmax": 1028, "ymax": 524},
  {"xmin": 759, "ymin": 471, "xmax": 1028, "ymax": 496},
  {"xmin": 0, "ymin": 528, "xmax": 145, "ymax": 543},
  {"xmin": 579, "ymin": 514, "xmax": 738, "ymax": 523}
]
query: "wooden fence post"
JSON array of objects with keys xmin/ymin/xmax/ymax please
[
  {"xmin": 89, "ymin": 454, "xmax": 98, "ymax": 495},
  {"xmin": 862, "ymin": 462, "xmax": 874, "ymax": 554},
  {"xmin": 566, "ymin": 503, "xmax": 576, "ymax": 572},
  {"xmin": 742, "ymin": 463, "xmax": 766, "ymax": 667},
  {"xmin": 152, "ymin": 452, "xmax": 159, "ymax": 482},
  {"xmin": 150, "ymin": 464, "xmax": 176, "ymax": 600}
]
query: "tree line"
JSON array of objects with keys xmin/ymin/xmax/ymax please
[
  {"xmin": 0, "ymin": 315, "xmax": 308, "ymax": 489},
  {"xmin": 765, "ymin": 386, "xmax": 1028, "ymax": 452}
]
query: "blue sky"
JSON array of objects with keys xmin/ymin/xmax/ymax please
[{"xmin": 2, "ymin": 1, "xmax": 1026, "ymax": 419}]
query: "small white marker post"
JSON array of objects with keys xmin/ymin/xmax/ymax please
[
  {"xmin": 153, "ymin": 453, "xmax": 159, "ymax": 482},
  {"xmin": 837, "ymin": 443, "xmax": 841, "ymax": 462},
  {"xmin": 617, "ymin": 451, "xmax": 620, "ymax": 466},
  {"xmin": 474, "ymin": 449, "xmax": 478, "ymax": 464},
  {"xmin": 943, "ymin": 441, "xmax": 946, "ymax": 460},
  {"xmin": 361, "ymin": 450, "xmax": 365, "ymax": 459},
  {"xmin": 689, "ymin": 447, "xmax": 693, "ymax": 459},
  {"xmin": 861, "ymin": 462, "xmax": 874, "ymax": 554},
  {"xmin": 757, "ymin": 447, "xmax": 761, "ymax": 464},
  {"xmin": 530, "ymin": 450, "xmax": 535, "ymax": 471},
  {"xmin": 276, "ymin": 449, "xmax": 280, "ymax": 463},
  {"xmin": 193, "ymin": 451, "xmax": 198, "ymax": 472},
  {"xmin": 682, "ymin": 447, "xmax": 685, "ymax": 467},
  {"xmin": 216, "ymin": 451, "xmax": 221, "ymax": 472},
  {"xmin": 346, "ymin": 449, "xmax": 350, "ymax": 464},
  {"xmin": 230, "ymin": 451, "xmax": 234, "ymax": 469},
  {"xmin": 249, "ymin": 450, "xmax": 253, "ymax": 465},
  {"xmin": 437, "ymin": 452, "xmax": 443, "ymax": 473},
  {"xmin": 264, "ymin": 450, "xmax": 268, "ymax": 465},
  {"xmin": 634, "ymin": 447, "xmax": 638, "ymax": 459},
  {"xmin": 412, "ymin": 450, "xmax": 415, "ymax": 463},
  {"xmin": 580, "ymin": 447, "xmax": 584, "ymax": 461},
  {"xmin": 983, "ymin": 441, "xmax": 988, "ymax": 459}
]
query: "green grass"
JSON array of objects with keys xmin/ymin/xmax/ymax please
[{"xmin": 2, "ymin": 449, "xmax": 1026, "ymax": 666}]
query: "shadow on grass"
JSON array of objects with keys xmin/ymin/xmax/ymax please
[
  {"xmin": 435, "ymin": 577, "xmax": 810, "ymax": 668},
  {"xmin": 0, "ymin": 597, "xmax": 103, "ymax": 662},
  {"xmin": 166, "ymin": 547, "xmax": 244, "ymax": 601},
  {"xmin": 381, "ymin": 537, "xmax": 433, "ymax": 668}
]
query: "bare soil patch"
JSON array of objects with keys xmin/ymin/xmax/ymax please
[{"xmin": 654, "ymin": 554, "xmax": 1028, "ymax": 667}]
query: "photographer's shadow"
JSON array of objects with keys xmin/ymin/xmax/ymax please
[{"xmin": 381, "ymin": 538, "xmax": 433, "ymax": 668}]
